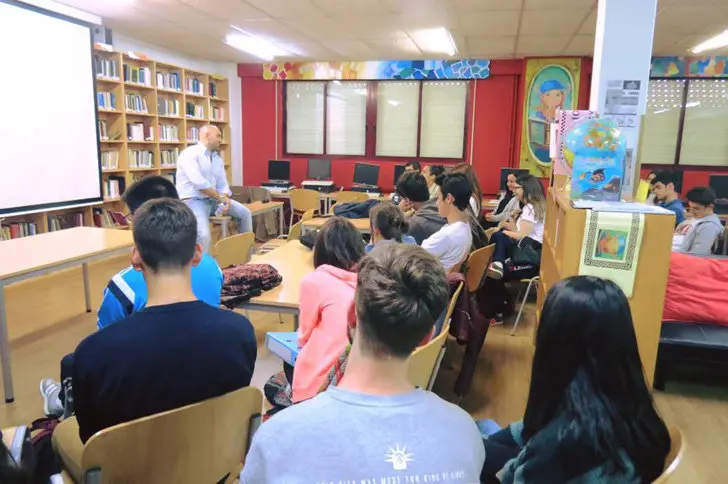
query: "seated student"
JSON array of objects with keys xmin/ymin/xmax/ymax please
[
  {"xmin": 39, "ymin": 176, "xmax": 224, "ymax": 418},
  {"xmin": 422, "ymin": 164, "xmax": 445, "ymax": 200},
  {"xmin": 646, "ymin": 171, "xmax": 657, "ymax": 205},
  {"xmin": 422, "ymin": 173, "xmax": 474, "ymax": 272},
  {"xmin": 242, "ymin": 244, "xmax": 484, "ymax": 482},
  {"xmin": 404, "ymin": 160, "xmax": 421, "ymax": 173},
  {"xmin": 676, "ymin": 186, "xmax": 723, "ymax": 255},
  {"xmin": 453, "ymin": 162, "xmax": 484, "ymax": 218},
  {"xmin": 651, "ymin": 170, "xmax": 685, "ymax": 226},
  {"xmin": 53, "ymin": 199, "xmax": 256, "ymax": 481},
  {"xmin": 484, "ymin": 170, "xmax": 521, "ymax": 229},
  {"xmin": 480, "ymin": 276, "xmax": 670, "ymax": 483},
  {"xmin": 365, "ymin": 202, "xmax": 416, "ymax": 253},
  {"xmin": 395, "ymin": 171, "xmax": 447, "ymax": 244}
]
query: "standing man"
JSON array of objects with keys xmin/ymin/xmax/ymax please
[{"xmin": 176, "ymin": 124, "xmax": 252, "ymax": 252}]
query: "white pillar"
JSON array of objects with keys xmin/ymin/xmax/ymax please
[{"xmin": 589, "ymin": 0, "xmax": 658, "ymax": 198}]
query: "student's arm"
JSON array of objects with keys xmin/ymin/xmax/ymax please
[
  {"xmin": 297, "ymin": 276, "xmax": 322, "ymax": 347},
  {"xmin": 503, "ymin": 220, "xmax": 532, "ymax": 241},
  {"xmin": 96, "ymin": 281, "xmax": 133, "ymax": 330},
  {"xmin": 213, "ymin": 153, "xmax": 232, "ymax": 197},
  {"xmin": 177, "ymin": 149, "xmax": 223, "ymax": 200},
  {"xmin": 421, "ymin": 230, "xmax": 447, "ymax": 258},
  {"xmin": 683, "ymin": 223, "xmax": 722, "ymax": 255}
]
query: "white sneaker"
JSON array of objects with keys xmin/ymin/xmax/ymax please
[
  {"xmin": 39, "ymin": 378, "xmax": 64, "ymax": 417},
  {"xmin": 486, "ymin": 261, "xmax": 504, "ymax": 280}
]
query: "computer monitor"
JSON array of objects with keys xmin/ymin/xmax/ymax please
[
  {"xmin": 307, "ymin": 158, "xmax": 331, "ymax": 180},
  {"xmin": 353, "ymin": 162, "xmax": 379, "ymax": 186},
  {"xmin": 393, "ymin": 164, "xmax": 406, "ymax": 186},
  {"xmin": 499, "ymin": 168, "xmax": 529, "ymax": 191},
  {"xmin": 710, "ymin": 174, "xmax": 728, "ymax": 200},
  {"xmin": 268, "ymin": 160, "xmax": 290, "ymax": 181}
]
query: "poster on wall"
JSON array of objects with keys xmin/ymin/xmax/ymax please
[{"xmin": 519, "ymin": 58, "xmax": 581, "ymax": 178}]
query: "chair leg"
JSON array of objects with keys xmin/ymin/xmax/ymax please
[
  {"xmin": 278, "ymin": 313, "xmax": 283, "ymax": 324},
  {"xmin": 511, "ymin": 279, "xmax": 535, "ymax": 336}
]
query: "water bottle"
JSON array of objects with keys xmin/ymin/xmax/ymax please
[{"xmin": 215, "ymin": 202, "xmax": 225, "ymax": 217}]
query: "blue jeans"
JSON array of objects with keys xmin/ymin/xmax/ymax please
[{"xmin": 185, "ymin": 198, "xmax": 252, "ymax": 252}]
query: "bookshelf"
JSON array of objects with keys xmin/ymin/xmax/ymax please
[{"xmin": 0, "ymin": 47, "xmax": 232, "ymax": 241}]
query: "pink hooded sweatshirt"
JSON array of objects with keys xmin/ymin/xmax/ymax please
[{"xmin": 293, "ymin": 264, "xmax": 357, "ymax": 403}]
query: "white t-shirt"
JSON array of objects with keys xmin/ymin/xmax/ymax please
[
  {"xmin": 422, "ymin": 221, "xmax": 472, "ymax": 272},
  {"xmin": 516, "ymin": 203, "xmax": 544, "ymax": 244}
]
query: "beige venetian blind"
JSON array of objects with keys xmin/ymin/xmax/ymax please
[
  {"xmin": 639, "ymin": 79, "xmax": 685, "ymax": 165},
  {"xmin": 420, "ymin": 81, "xmax": 468, "ymax": 159},
  {"xmin": 286, "ymin": 82, "xmax": 325, "ymax": 154},
  {"xmin": 326, "ymin": 81, "xmax": 367, "ymax": 156},
  {"xmin": 679, "ymin": 79, "xmax": 728, "ymax": 167},
  {"xmin": 376, "ymin": 81, "xmax": 420, "ymax": 157}
]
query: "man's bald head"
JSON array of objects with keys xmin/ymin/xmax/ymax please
[{"xmin": 200, "ymin": 124, "xmax": 222, "ymax": 150}]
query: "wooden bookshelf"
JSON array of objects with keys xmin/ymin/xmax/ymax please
[{"xmin": 0, "ymin": 48, "xmax": 232, "ymax": 241}]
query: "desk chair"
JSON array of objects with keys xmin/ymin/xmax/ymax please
[
  {"xmin": 256, "ymin": 209, "xmax": 315, "ymax": 256},
  {"xmin": 214, "ymin": 232, "xmax": 255, "ymax": 268},
  {"xmin": 511, "ymin": 276, "xmax": 539, "ymax": 336},
  {"xmin": 289, "ymin": 189, "xmax": 320, "ymax": 230},
  {"xmin": 52, "ymin": 386, "xmax": 263, "ymax": 484},
  {"xmin": 465, "ymin": 244, "xmax": 495, "ymax": 293},
  {"xmin": 653, "ymin": 425, "xmax": 685, "ymax": 483}
]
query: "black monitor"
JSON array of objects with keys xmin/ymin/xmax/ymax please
[
  {"xmin": 268, "ymin": 160, "xmax": 290, "ymax": 181},
  {"xmin": 710, "ymin": 174, "xmax": 728, "ymax": 200},
  {"xmin": 393, "ymin": 164, "xmax": 406, "ymax": 186},
  {"xmin": 307, "ymin": 158, "xmax": 331, "ymax": 180},
  {"xmin": 499, "ymin": 168, "xmax": 529, "ymax": 191},
  {"xmin": 353, "ymin": 163, "xmax": 379, "ymax": 186}
]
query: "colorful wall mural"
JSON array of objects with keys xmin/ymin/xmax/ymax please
[
  {"xmin": 262, "ymin": 60, "xmax": 490, "ymax": 80},
  {"xmin": 519, "ymin": 58, "xmax": 581, "ymax": 177},
  {"xmin": 651, "ymin": 56, "xmax": 728, "ymax": 77}
]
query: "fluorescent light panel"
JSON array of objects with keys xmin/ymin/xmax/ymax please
[
  {"xmin": 691, "ymin": 29, "xmax": 728, "ymax": 54},
  {"xmin": 411, "ymin": 27, "xmax": 457, "ymax": 56},
  {"xmin": 225, "ymin": 26, "xmax": 290, "ymax": 61}
]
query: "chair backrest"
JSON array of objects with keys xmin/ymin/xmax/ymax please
[
  {"xmin": 288, "ymin": 209, "xmax": 316, "ymax": 241},
  {"xmin": 653, "ymin": 425, "xmax": 685, "ymax": 483},
  {"xmin": 335, "ymin": 191, "xmax": 370, "ymax": 204},
  {"xmin": 214, "ymin": 232, "xmax": 255, "ymax": 268},
  {"xmin": 465, "ymin": 244, "xmax": 495, "ymax": 293},
  {"xmin": 81, "ymin": 386, "xmax": 263, "ymax": 484},
  {"xmin": 289, "ymin": 189, "xmax": 320, "ymax": 214}
]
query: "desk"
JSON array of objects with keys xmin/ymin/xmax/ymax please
[
  {"xmin": 302, "ymin": 217, "xmax": 371, "ymax": 234},
  {"xmin": 238, "ymin": 241, "xmax": 314, "ymax": 329},
  {"xmin": 0, "ymin": 227, "xmax": 133, "ymax": 402},
  {"xmin": 210, "ymin": 201, "xmax": 285, "ymax": 239},
  {"xmin": 270, "ymin": 190, "xmax": 330, "ymax": 215}
]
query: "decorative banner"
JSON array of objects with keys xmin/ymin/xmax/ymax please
[
  {"xmin": 688, "ymin": 56, "xmax": 728, "ymax": 77},
  {"xmin": 519, "ymin": 58, "xmax": 581, "ymax": 178},
  {"xmin": 650, "ymin": 56, "xmax": 728, "ymax": 77},
  {"xmin": 262, "ymin": 60, "xmax": 490, "ymax": 81},
  {"xmin": 579, "ymin": 210, "xmax": 645, "ymax": 298},
  {"xmin": 650, "ymin": 57, "xmax": 686, "ymax": 77}
]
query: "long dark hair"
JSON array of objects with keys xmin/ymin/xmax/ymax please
[
  {"xmin": 370, "ymin": 202, "xmax": 408, "ymax": 242},
  {"xmin": 453, "ymin": 163, "xmax": 483, "ymax": 214},
  {"xmin": 495, "ymin": 171, "xmax": 517, "ymax": 214},
  {"xmin": 523, "ymin": 276, "xmax": 670, "ymax": 481},
  {"xmin": 313, "ymin": 217, "xmax": 365, "ymax": 270}
]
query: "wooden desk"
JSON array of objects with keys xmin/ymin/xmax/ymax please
[
  {"xmin": 210, "ymin": 201, "xmax": 285, "ymax": 239},
  {"xmin": 0, "ymin": 227, "xmax": 133, "ymax": 402},
  {"xmin": 302, "ymin": 217, "xmax": 370, "ymax": 234},
  {"xmin": 238, "ymin": 241, "xmax": 314, "ymax": 329}
]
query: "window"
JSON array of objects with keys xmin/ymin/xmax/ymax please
[
  {"xmin": 639, "ymin": 80, "xmax": 685, "ymax": 165},
  {"xmin": 284, "ymin": 80, "xmax": 469, "ymax": 159}
]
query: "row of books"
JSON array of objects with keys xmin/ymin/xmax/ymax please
[
  {"xmin": 98, "ymin": 91, "xmax": 117, "ymax": 110},
  {"xmin": 185, "ymin": 102, "xmax": 204, "ymax": 118},
  {"xmin": 185, "ymin": 78, "xmax": 204, "ymax": 95},
  {"xmin": 158, "ymin": 98, "xmax": 180, "ymax": 116},
  {"xmin": 101, "ymin": 151, "xmax": 119, "ymax": 170},
  {"xmin": 161, "ymin": 148, "xmax": 180, "ymax": 167},
  {"xmin": 157, "ymin": 71, "xmax": 180, "ymax": 91},
  {"xmin": 128, "ymin": 122, "xmax": 153, "ymax": 141},
  {"xmin": 187, "ymin": 126, "xmax": 201, "ymax": 143},
  {"xmin": 209, "ymin": 81, "xmax": 218, "ymax": 98},
  {"xmin": 123, "ymin": 65, "xmax": 152, "ymax": 86},
  {"xmin": 1, "ymin": 222, "xmax": 38, "ymax": 240},
  {"xmin": 128, "ymin": 150, "xmax": 154, "ymax": 168},
  {"xmin": 48, "ymin": 212, "xmax": 84, "ymax": 232},
  {"xmin": 93, "ymin": 208, "xmax": 128, "ymax": 228},
  {"xmin": 158, "ymin": 124, "xmax": 179, "ymax": 142},
  {"xmin": 126, "ymin": 94, "xmax": 148, "ymax": 113},
  {"xmin": 104, "ymin": 176, "xmax": 126, "ymax": 199},
  {"xmin": 94, "ymin": 55, "xmax": 119, "ymax": 80},
  {"xmin": 210, "ymin": 106, "xmax": 225, "ymax": 121}
]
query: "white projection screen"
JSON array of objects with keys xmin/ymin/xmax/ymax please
[{"xmin": 0, "ymin": 0, "xmax": 102, "ymax": 216}]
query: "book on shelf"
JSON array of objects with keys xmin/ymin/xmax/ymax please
[
  {"xmin": 123, "ymin": 64, "xmax": 152, "ymax": 86},
  {"xmin": 0, "ymin": 221, "xmax": 38, "ymax": 240},
  {"xmin": 48, "ymin": 212, "xmax": 84, "ymax": 232},
  {"xmin": 185, "ymin": 102, "xmax": 204, "ymax": 118},
  {"xmin": 158, "ymin": 98, "xmax": 180, "ymax": 116},
  {"xmin": 97, "ymin": 91, "xmax": 117, "ymax": 110},
  {"xmin": 156, "ymin": 71, "xmax": 180, "ymax": 91},
  {"xmin": 209, "ymin": 81, "xmax": 217, "ymax": 98},
  {"xmin": 160, "ymin": 147, "xmax": 180, "ymax": 167},
  {"xmin": 125, "ymin": 93, "xmax": 148, "ymax": 113},
  {"xmin": 187, "ymin": 126, "xmax": 200, "ymax": 143},
  {"xmin": 94, "ymin": 55, "xmax": 119, "ymax": 80},
  {"xmin": 101, "ymin": 151, "xmax": 119, "ymax": 170},
  {"xmin": 93, "ymin": 208, "xmax": 128, "ymax": 228},
  {"xmin": 98, "ymin": 119, "xmax": 108, "ymax": 140},
  {"xmin": 158, "ymin": 124, "xmax": 179, "ymax": 142},
  {"xmin": 127, "ymin": 122, "xmax": 153, "ymax": 141},
  {"xmin": 104, "ymin": 175, "xmax": 126, "ymax": 199},
  {"xmin": 185, "ymin": 77, "xmax": 203, "ymax": 95},
  {"xmin": 210, "ymin": 106, "xmax": 225, "ymax": 121},
  {"xmin": 128, "ymin": 149, "xmax": 154, "ymax": 169}
]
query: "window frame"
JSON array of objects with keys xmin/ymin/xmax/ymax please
[{"xmin": 282, "ymin": 80, "xmax": 470, "ymax": 161}]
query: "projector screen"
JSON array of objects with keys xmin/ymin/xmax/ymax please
[{"xmin": 0, "ymin": 0, "xmax": 101, "ymax": 216}]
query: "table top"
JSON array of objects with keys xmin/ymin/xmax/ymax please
[
  {"xmin": 303, "ymin": 217, "xmax": 371, "ymax": 233},
  {"xmin": 247, "ymin": 241, "xmax": 314, "ymax": 309},
  {"xmin": 0, "ymin": 227, "xmax": 133, "ymax": 281},
  {"xmin": 246, "ymin": 200, "xmax": 283, "ymax": 215}
]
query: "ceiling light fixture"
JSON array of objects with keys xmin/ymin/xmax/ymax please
[
  {"xmin": 411, "ymin": 27, "xmax": 457, "ymax": 56},
  {"xmin": 691, "ymin": 29, "xmax": 728, "ymax": 54},
  {"xmin": 225, "ymin": 26, "xmax": 290, "ymax": 61}
]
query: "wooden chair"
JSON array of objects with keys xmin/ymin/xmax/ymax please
[
  {"xmin": 465, "ymin": 244, "xmax": 495, "ymax": 293},
  {"xmin": 329, "ymin": 191, "xmax": 370, "ymax": 213},
  {"xmin": 511, "ymin": 276, "xmax": 539, "ymax": 336},
  {"xmin": 653, "ymin": 425, "xmax": 685, "ymax": 483},
  {"xmin": 288, "ymin": 188, "xmax": 320, "ymax": 230},
  {"xmin": 54, "ymin": 386, "xmax": 263, "ymax": 484},
  {"xmin": 407, "ymin": 282, "xmax": 464, "ymax": 391},
  {"xmin": 214, "ymin": 232, "xmax": 255, "ymax": 268}
]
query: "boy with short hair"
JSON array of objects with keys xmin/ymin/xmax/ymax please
[
  {"xmin": 651, "ymin": 171, "xmax": 685, "ymax": 225},
  {"xmin": 395, "ymin": 171, "xmax": 447, "ymax": 244},
  {"xmin": 241, "ymin": 244, "xmax": 484, "ymax": 482},
  {"xmin": 678, "ymin": 186, "xmax": 724, "ymax": 255}
]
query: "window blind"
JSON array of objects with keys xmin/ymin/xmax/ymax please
[
  {"xmin": 286, "ymin": 82, "xmax": 324, "ymax": 154},
  {"xmin": 679, "ymin": 79, "xmax": 728, "ymax": 167},
  {"xmin": 420, "ymin": 81, "xmax": 468, "ymax": 159},
  {"xmin": 376, "ymin": 82, "xmax": 420, "ymax": 157},
  {"xmin": 326, "ymin": 82, "xmax": 367, "ymax": 155},
  {"xmin": 639, "ymin": 80, "xmax": 685, "ymax": 165}
]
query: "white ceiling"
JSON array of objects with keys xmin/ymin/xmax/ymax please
[{"xmin": 55, "ymin": 0, "xmax": 728, "ymax": 62}]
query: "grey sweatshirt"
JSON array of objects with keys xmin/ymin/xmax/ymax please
[
  {"xmin": 679, "ymin": 214, "xmax": 724, "ymax": 255},
  {"xmin": 406, "ymin": 199, "xmax": 447, "ymax": 245}
]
